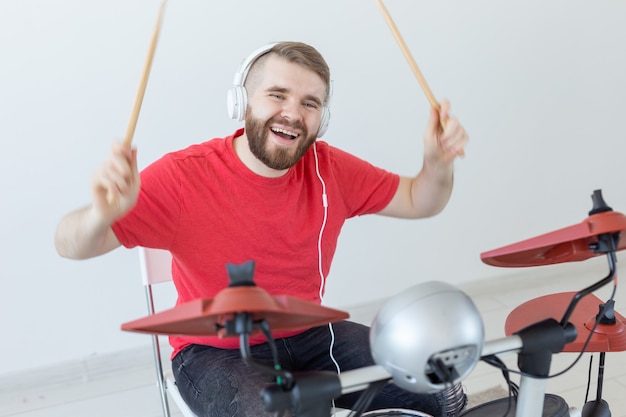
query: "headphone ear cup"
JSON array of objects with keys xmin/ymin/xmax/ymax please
[
  {"xmin": 317, "ymin": 107, "xmax": 331, "ymax": 138},
  {"xmin": 226, "ymin": 85, "xmax": 248, "ymax": 121},
  {"xmin": 227, "ymin": 43, "xmax": 278, "ymax": 122}
]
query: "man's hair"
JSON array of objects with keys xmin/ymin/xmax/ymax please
[{"xmin": 245, "ymin": 42, "xmax": 331, "ymax": 104}]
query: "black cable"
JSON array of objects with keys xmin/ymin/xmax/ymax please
[
  {"xmin": 346, "ymin": 380, "xmax": 388, "ymax": 417},
  {"xmin": 542, "ymin": 282, "xmax": 616, "ymax": 380},
  {"xmin": 481, "ymin": 355, "xmax": 517, "ymax": 417},
  {"xmin": 584, "ymin": 354, "xmax": 594, "ymax": 403},
  {"xmin": 482, "ymin": 355, "xmax": 519, "ymax": 396},
  {"xmin": 259, "ymin": 319, "xmax": 285, "ymax": 383},
  {"xmin": 482, "ymin": 280, "xmax": 617, "ymax": 384}
]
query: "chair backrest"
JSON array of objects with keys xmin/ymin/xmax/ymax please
[
  {"xmin": 139, "ymin": 247, "xmax": 173, "ymax": 285},
  {"xmin": 138, "ymin": 247, "xmax": 199, "ymax": 417}
]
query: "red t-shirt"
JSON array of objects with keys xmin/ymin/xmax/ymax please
[{"xmin": 113, "ymin": 129, "xmax": 399, "ymax": 356}]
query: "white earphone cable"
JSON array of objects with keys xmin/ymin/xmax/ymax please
[{"xmin": 313, "ymin": 143, "xmax": 341, "ymax": 379}]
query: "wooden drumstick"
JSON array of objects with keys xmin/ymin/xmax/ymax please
[
  {"xmin": 123, "ymin": 0, "xmax": 166, "ymax": 147},
  {"xmin": 107, "ymin": 0, "xmax": 166, "ymax": 204},
  {"xmin": 375, "ymin": 0, "xmax": 465, "ymax": 156}
]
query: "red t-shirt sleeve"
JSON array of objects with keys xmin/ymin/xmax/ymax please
[{"xmin": 325, "ymin": 145, "xmax": 400, "ymax": 218}]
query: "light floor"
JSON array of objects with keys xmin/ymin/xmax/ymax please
[{"xmin": 2, "ymin": 262, "xmax": 626, "ymax": 417}]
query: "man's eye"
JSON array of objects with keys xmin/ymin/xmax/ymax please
[
  {"xmin": 270, "ymin": 94, "xmax": 283, "ymax": 100},
  {"xmin": 304, "ymin": 102, "xmax": 318, "ymax": 109}
]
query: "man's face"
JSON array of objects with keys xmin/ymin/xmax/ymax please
[{"xmin": 244, "ymin": 56, "xmax": 326, "ymax": 171}]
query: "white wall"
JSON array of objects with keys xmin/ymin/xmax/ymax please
[{"xmin": 1, "ymin": 0, "xmax": 625, "ymax": 375}]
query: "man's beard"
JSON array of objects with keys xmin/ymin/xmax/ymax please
[{"xmin": 245, "ymin": 112, "xmax": 317, "ymax": 170}]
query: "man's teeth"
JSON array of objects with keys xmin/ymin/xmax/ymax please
[{"xmin": 271, "ymin": 128, "xmax": 298, "ymax": 139}]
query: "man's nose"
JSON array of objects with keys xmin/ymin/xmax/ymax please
[{"xmin": 280, "ymin": 99, "xmax": 303, "ymax": 121}]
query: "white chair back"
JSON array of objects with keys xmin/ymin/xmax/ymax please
[
  {"xmin": 139, "ymin": 247, "xmax": 173, "ymax": 285},
  {"xmin": 138, "ymin": 247, "xmax": 199, "ymax": 417}
]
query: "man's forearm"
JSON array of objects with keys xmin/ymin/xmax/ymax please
[
  {"xmin": 410, "ymin": 161, "xmax": 454, "ymax": 217},
  {"xmin": 54, "ymin": 206, "xmax": 119, "ymax": 259}
]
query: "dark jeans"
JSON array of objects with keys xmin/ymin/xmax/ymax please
[{"xmin": 172, "ymin": 321, "xmax": 466, "ymax": 417}]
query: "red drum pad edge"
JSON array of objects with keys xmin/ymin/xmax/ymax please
[
  {"xmin": 481, "ymin": 211, "xmax": 626, "ymax": 268},
  {"xmin": 505, "ymin": 292, "xmax": 626, "ymax": 353},
  {"xmin": 121, "ymin": 286, "xmax": 350, "ymax": 338}
]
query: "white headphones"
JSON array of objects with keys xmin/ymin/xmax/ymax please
[{"xmin": 226, "ymin": 43, "xmax": 332, "ymax": 138}]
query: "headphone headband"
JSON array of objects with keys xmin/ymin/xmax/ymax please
[{"xmin": 231, "ymin": 43, "xmax": 278, "ymax": 88}]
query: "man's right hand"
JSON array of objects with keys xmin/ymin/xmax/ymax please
[
  {"xmin": 91, "ymin": 141, "xmax": 140, "ymax": 223},
  {"xmin": 54, "ymin": 142, "xmax": 140, "ymax": 259}
]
